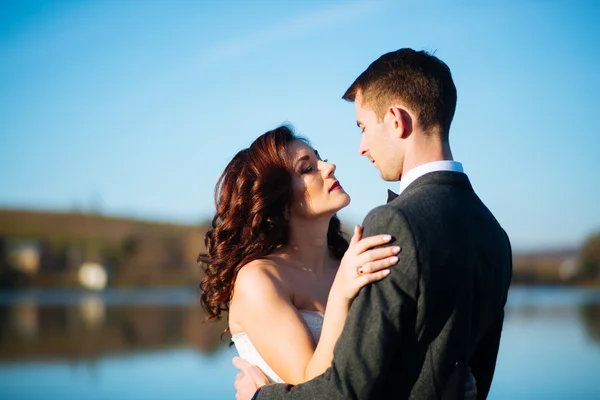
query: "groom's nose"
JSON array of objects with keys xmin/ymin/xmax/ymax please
[{"xmin": 358, "ymin": 136, "xmax": 368, "ymax": 156}]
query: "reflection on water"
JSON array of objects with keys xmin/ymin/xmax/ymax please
[
  {"xmin": 492, "ymin": 289, "xmax": 600, "ymax": 400},
  {"xmin": 0, "ymin": 287, "xmax": 599, "ymax": 399},
  {"xmin": 0, "ymin": 289, "xmax": 228, "ymax": 362},
  {"xmin": 581, "ymin": 302, "xmax": 600, "ymax": 342}
]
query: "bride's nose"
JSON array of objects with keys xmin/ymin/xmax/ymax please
[{"xmin": 321, "ymin": 160, "xmax": 336, "ymax": 178}]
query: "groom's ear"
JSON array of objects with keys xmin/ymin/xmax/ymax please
[{"xmin": 388, "ymin": 106, "xmax": 412, "ymax": 139}]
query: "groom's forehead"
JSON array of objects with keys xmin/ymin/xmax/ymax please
[{"xmin": 355, "ymin": 96, "xmax": 375, "ymax": 118}]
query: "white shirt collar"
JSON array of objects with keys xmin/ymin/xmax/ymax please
[{"xmin": 399, "ymin": 160, "xmax": 464, "ymax": 195}]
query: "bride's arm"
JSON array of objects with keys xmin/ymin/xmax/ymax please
[
  {"xmin": 301, "ymin": 288, "xmax": 353, "ymax": 380},
  {"xmin": 231, "ymin": 227, "xmax": 399, "ymax": 384}
]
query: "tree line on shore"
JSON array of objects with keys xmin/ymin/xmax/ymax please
[{"xmin": 0, "ymin": 209, "xmax": 599, "ymax": 289}]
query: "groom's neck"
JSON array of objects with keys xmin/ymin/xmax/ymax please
[{"xmin": 401, "ymin": 135, "xmax": 453, "ymax": 178}]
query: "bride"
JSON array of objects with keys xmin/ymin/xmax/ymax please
[
  {"xmin": 199, "ymin": 125, "xmax": 475, "ymax": 396},
  {"xmin": 199, "ymin": 125, "xmax": 398, "ymax": 384}
]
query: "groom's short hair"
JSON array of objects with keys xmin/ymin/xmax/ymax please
[{"xmin": 342, "ymin": 48, "xmax": 457, "ymax": 140}]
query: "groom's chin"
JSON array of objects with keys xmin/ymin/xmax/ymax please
[{"xmin": 380, "ymin": 173, "xmax": 401, "ymax": 182}]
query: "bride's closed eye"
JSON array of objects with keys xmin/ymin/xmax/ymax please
[
  {"xmin": 301, "ymin": 159, "xmax": 328, "ymax": 174},
  {"xmin": 300, "ymin": 165, "xmax": 313, "ymax": 174}
]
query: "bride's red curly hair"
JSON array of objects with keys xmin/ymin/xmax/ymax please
[{"xmin": 198, "ymin": 125, "xmax": 349, "ymax": 322}]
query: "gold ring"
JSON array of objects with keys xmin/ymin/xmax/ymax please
[{"xmin": 357, "ymin": 266, "xmax": 363, "ymax": 276}]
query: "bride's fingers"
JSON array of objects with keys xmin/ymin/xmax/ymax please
[
  {"xmin": 357, "ymin": 268, "xmax": 391, "ymax": 286},
  {"xmin": 349, "ymin": 225, "xmax": 362, "ymax": 246},
  {"xmin": 358, "ymin": 246, "xmax": 401, "ymax": 265},
  {"xmin": 358, "ymin": 256, "xmax": 399, "ymax": 275},
  {"xmin": 354, "ymin": 234, "xmax": 392, "ymax": 253}
]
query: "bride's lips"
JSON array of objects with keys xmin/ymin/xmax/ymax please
[{"xmin": 329, "ymin": 180, "xmax": 342, "ymax": 192}]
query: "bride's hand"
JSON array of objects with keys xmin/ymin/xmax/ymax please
[{"xmin": 330, "ymin": 225, "xmax": 400, "ymax": 303}]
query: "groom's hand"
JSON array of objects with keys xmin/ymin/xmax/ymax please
[
  {"xmin": 464, "ymin": 367, "xmax": 477, "ymax": 400},
  {"xmin": 232, "ymin": 356, "xmax": 269, "ymax": 400}
]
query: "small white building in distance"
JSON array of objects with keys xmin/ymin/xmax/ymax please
[{"xmin": 78, "ymin": 262, "xmax": 107, "ymax": 290}]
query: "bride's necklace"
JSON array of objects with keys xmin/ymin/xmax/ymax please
[
  {"xmin": 297, "ymin": 265, "xmax": 318, "ymax": 273},
  {"xmin": 270, "ymin": 251, "xmax": 333, "ymax": 274}
]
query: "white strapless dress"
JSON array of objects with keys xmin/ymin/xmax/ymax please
[{"xmin": 231, "ymin": 310, "xmax": 324, "ymax": 383}]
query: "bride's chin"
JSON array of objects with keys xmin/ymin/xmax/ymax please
[
  {"xmin": 343, "ymin": 193, "xmax": 351, "ymax": 205},
  {"xmin": 335, "ymin": 196, "xmax": 351, "ymax": 212}
]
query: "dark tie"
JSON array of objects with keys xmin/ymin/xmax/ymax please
[{"xmin": 387, "ymin": 189, "xmax": 399, "ymax": 203}]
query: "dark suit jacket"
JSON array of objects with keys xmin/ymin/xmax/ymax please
[{"xmin": 255, "ymin": 171, "xmax": 512, "ymax": 400}]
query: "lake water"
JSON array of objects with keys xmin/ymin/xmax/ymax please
[{"xmin": 0, "ymin": 287, "xmax": 599, "ymax": 399}]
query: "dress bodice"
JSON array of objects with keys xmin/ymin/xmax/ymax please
[{"xmin": 231, "ymin": 309, "xmax": 324, "ymax": 383}]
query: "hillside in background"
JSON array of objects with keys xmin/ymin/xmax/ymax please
[
  {"xmin": 0, "ymin": 209, "xmax": 209, "ymax": 288},
  {"xmin": 0, "ymin": 208, "xmax": 597, "ymax": 288},
  {"xmin": 512, "ymin": 248, "xmax": 579, "ymax": 284}
]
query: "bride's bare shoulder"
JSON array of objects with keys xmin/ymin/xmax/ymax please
[
  {"xmin": 232, "ymin": 258, "xmax": 290, "ymax": 301},
  {"xmin": 235, "ymin": 258, "xmax": 283, "ymax": 286},
  {"xmin": 229, "ymin": 259, "xmax": 290, "ymax": 329}
]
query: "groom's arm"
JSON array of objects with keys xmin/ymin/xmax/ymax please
[
  {"xmin": 469, "ymin": 310, "xmax": 504, "ymax": 399},
  {"xmin": 254, "ymin": 206, "xmax": 419, "ymax": 400},
  {"xmin": 470, "ymin": 231, "xmax": 512, "ymax": 399}
]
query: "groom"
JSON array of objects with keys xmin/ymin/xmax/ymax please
[{"xmin": 234, "ymin": 48, "xmax": 512, "ymax": 400}]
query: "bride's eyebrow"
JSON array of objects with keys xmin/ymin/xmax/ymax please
[
  {"xmin": 294, "ymin": 149, "xmax": 320, "ymax": 165},
  {"xmin": 294, "ymin": 154, "xmax": 311, "ymax": 167}
]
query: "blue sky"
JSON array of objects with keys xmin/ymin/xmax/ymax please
[{"xmin": 0, "ymin": 0, "xmax": 598, "ymax": 251}]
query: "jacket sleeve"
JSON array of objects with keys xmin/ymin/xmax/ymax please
[
  {"xmin": 469, "ymin": 310, "xmax": 504, "ymax": 399},
  {"xmin": 470, "ymin": 230, "xmax": 512, "ymax": 399},
  {"xmin": 255, "ymin": 206, "xmax": 419, "ymax": 400}
]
